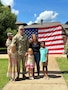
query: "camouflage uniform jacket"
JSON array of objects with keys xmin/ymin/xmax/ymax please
[{"xmin": 12, "ymin": 33, "xmax": 29, "ymax": 55}]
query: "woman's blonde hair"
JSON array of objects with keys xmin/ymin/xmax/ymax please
[{"xmin": 31, "ymin": 34, "xmax": 38, "ymax": 42}]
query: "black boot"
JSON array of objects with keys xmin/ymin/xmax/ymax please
[{"xmin": 22, "ymin": 74, "xmax": 26, "ymax": 79}]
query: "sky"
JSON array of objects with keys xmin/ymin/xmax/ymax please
[{"xmin": 1, "ymin": 0, "xmax": 68, "ymax": 25}]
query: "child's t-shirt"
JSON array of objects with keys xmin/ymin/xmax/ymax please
[{"xmin": 40, "ymin": 47, "xmax": 48, "ymax": 62}]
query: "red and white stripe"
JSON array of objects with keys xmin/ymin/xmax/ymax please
[{"xmin": 38, "ymin": 25, "xmax": 64, "ymax": 54}]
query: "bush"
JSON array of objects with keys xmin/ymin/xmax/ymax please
[{"xmin": 0, "ymin": 48, "xmax": 7, "ymax": 54}]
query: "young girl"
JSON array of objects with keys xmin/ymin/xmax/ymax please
[
  {"xmin": 25, "ymin": 48, "xmax": 35, "ymax": 80},
  {"xmin": 7, "ymin": 43, "xmax": 18, "ymax": 81},
  {"xmin": 40, "ymin": 41, "xmax": 49, "ymax": 79}
]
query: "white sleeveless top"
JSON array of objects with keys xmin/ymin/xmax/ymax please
[
  {"xmin": 27, "ymin": 54, "xmax": 35, "ymax": 64},
  {"xmin": 10, "ymin": 50, "xmax": 17, "ymax": 59}
]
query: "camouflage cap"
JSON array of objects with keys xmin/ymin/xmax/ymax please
[{"xmin": 7, "ymin": 32, "xmax": 13, "ymax": 36}]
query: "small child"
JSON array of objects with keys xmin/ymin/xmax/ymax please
[
  {"xmin": 25, "ymin": 48, "xmax": 35, "ymax": 80},
  {"xmin": 7, "ymin": 43, "xmax": 18, "ymax": 81},
  {"xmin": 40, "ymin": 41, "xmax": 49, "ymax": 79}
]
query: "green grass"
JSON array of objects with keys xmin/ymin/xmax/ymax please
[
  {"xmin": 56, "ymin": 57, "xmax": 68, "ymax": 86},
  {"xmin": 0, "ymin": 59, "xmax": 9, "ymax": 90}
]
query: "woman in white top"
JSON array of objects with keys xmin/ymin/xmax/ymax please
[{"xmin": 7, "ymin": 43, "xmax": 18, "ymax": 81}]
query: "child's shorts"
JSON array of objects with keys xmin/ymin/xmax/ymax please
[
  {"xmin": 42, "ymin": 62, "xmax": 48, "ymax": 67},
  {"xmin": 25, "ymin": 64, "xmax": 35, "ymax": 69}
]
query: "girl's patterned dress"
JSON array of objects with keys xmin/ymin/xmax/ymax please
[{"xmin": 25, "ymin": 54, "xmax": 35, "ymax": 69}]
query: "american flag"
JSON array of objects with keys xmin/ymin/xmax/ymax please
[{"xmin": 24, "ymin": 24, "xmax": 64, "ymax": 54}]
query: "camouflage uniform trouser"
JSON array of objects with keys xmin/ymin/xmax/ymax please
[{"xmin": 17, "ymin": 54, "xmax": 26, "ymax": 78}]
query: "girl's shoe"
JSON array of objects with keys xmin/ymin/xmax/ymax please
[
  {"xmin": 29, "ymin": 77, "xmax": 34, "ymax": 80},
  {"xmin": 10, "ymin": 78, "xmax": 15, "ymax": 81},
  {"xmin": 43, "ymin": 76, "xmax": 49, "ymax": 80},
  {"xmin": 31, "ymin": 77, "xmax": 34, "ymax": 80},
  {"xmin": 10, "ymin": 79, "xmax": 14, "ymax": 81}
]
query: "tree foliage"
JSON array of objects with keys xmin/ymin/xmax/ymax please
[{"xmin": 0, "ymin": 2, "xmax": 17, "ymax": 47}]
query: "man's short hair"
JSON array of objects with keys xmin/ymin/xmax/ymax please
[{"xmin": 18, "ymin": 25, "xmax": 24, "ymax": 30}]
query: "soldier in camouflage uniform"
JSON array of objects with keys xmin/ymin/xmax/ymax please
[
  {"xmin": 6, "ymin": 33, "xmax": 13, "ymax": 52},
  {"xmin": 66, "ymin": 36, "xmax": 68, "ymax": 59},
  {"xmin": 12, "ymin": 25, "xmax": 29, "ymax": 79}
]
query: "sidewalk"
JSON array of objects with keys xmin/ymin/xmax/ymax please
[
  {"xmin": 1, "ymin": 54, "xmax": 68, "ymax": 90},
  {"xmin": 0, "ymin": 54, "xmax": 8, "ymax": 58}
]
